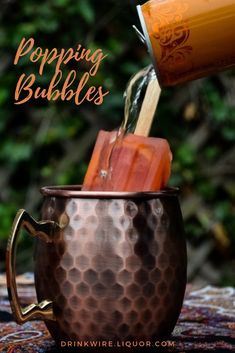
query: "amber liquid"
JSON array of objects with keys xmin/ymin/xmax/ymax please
[{"xmin": 141, "ymin": 0, "xmax": 235, "ymax": 86}]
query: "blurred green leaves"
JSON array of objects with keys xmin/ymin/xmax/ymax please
[
  {"xmin": 0, "ymin": 141, "xmax": 31, "ymax": 163},
  {"xmin": 76, "ymin": 0, "xmax": 95, "ymax": 24}
]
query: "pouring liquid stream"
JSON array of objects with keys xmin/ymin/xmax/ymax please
[{"xmin": 97, "ymin": 65, "xmax": 157, "ymax": 189}]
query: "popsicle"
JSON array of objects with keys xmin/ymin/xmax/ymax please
[{"xmin": 82, "ymin": 77, "xmax": 172, "ymax": 192}]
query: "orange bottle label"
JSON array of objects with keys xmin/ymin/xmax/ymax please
[{"xmin": 141, "ymin": 0, "xmax": 235, "ymax": 86}]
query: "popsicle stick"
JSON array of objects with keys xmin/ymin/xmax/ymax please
[{"xmin": 134, "ymin": 78, "xmax": 161, "ymax": 137}]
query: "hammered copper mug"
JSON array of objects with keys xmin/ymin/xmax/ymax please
[{"xmin": 6, "ymin": 186, "xmax": 186, "ymax": 345}]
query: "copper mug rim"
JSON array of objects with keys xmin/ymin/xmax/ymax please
[{"xmin": 40, "ymin": 185, "xmax": 179, "ymax": 199}]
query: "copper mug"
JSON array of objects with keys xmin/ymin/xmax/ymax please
[{"xmin": 6, "ymin": 186, "xmax": 186, "ymax": 345}]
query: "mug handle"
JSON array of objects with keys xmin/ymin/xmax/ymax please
[{"xmin": 6, "ymin": 209, "xmax": 61, "ymax": 324}]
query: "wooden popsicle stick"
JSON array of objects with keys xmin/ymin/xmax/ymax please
[{"xmin": 134, "ymin": 77, "xmax": 161, "ymax": 137}]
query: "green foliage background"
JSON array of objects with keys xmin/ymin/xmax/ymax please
[{"xmin": 0, "ymin": 0, "xmax": 235, "ymax": 285}]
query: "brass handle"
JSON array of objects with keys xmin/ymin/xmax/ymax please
[{"xmin": 6, "ymin": 209, "xmax": 60, "ymax": 324}]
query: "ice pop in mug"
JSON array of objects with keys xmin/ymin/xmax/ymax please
[{"xmin": 137, "ymin": 0, "xmax": 235, "ymax": 86}]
